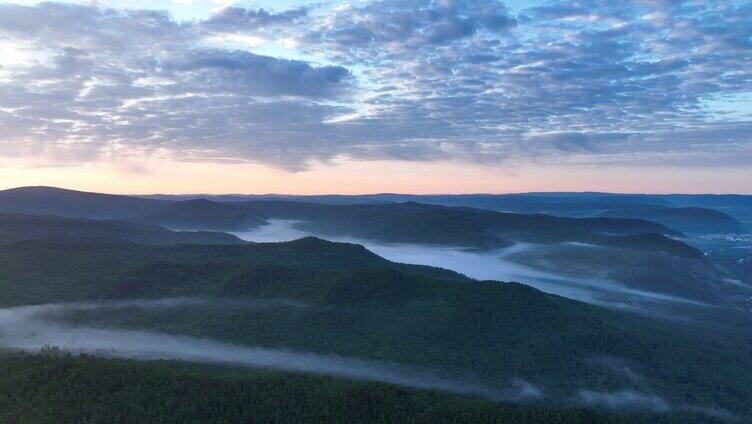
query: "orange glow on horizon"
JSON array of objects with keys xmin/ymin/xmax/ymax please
[{"xmin": 0, "ymin": 158, "xmax": 750, "ymax": 195}]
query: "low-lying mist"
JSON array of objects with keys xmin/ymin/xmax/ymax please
[
  {"xmin": 0, "ymin": 300, "xmax": 540, "ymax": 403},
  {"xmin": 574, "ymin": 389, "xmax": 735, "ymax": 421},
  {"xmin": 233, "ymin": 220, "xmax": 703, "ymax": 310},
  {"xmin": 0, "ymin": 299, "xmax": 734, "ymax": 419},
  {"xmin": 27, "ymin": 297, "xmax": 310, "ymax": 316}
]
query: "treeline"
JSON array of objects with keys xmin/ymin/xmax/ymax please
[
  {"xmin": 1, "ymin": 239, "xmax": 751, "ymax": 417},
  {"xmin": 0, "ymin": 353, "xmax": 721, "ymax": 424}
]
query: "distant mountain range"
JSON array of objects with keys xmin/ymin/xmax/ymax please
[
  {"xmin": 0, "ymin": 186, "xmax": 746, "ymax": 306},
  {"xmin": 0, "ymin": 186, "xmax": 266, "ymax": 231},
  {"xmin": 594, "ymin": 207, "xmax": 747, "ymax": 234},
  {"xmin": 0, "ymin": 186, "xmax": 689, "ymax": 247},
  {"xmin": 235, "ymin": 200, "xmax": 683, "ymax": 249},
  {"xmin": 0, "ymin": 186, "xmax": 167, "ymax": 219},
  {"xmin": 6, "ymin": 186, "xmax": 750, "ymax": 234},
  {"xmin": 1, "ymin": 186, "xmax": 751, "ymax": 421},
  {"xmin": 0, "ymin": 213, "xmax": 244, "ymax": 246},
  {"xmin": 142, "ymin": 191, "xmax": 752, "ymax": 233}
]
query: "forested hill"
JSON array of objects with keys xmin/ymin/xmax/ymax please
[
  {"xmin": 237, "ymin": 200, "xmax": 683, "ymax": 249},
  {"xmin": 595, "ymin": 207, "xmax": 747, "ymax": 234},
  {"xmin": 0, "ymin": 186, "xmax": 166, "ymax": 219},
  {"xmin": 138, "ymin": 199, "xmax": 266, "ymax": 230},
  {"xmin": 0, "ymin": 186, "xmax": 685, "ymax": 249},
  {"xmin": 0, "ymin": 237, "xmax": 750, "ymax": 420},
  {"xmin": 0, "ymin": 187, "xmax": 264, "ymax": 231},
  {"xmin": 229, "ymin": 202, "xmax": 736, "ymax": 304},
  {"xmin": 0, "ymin": 353, "xmax": 725, "ymax": 424},
  {"xmin": 0, "ymin": 187, "xmax": 731, "ymax": 304},
  {"xmin": 0, "ymin": 236, "xmax": 468, "ymax": 306},
  {"xmin": 0, "ymin": 213, "xmax": 244, "ymax": 246},
  {"xmin": 141, "ymin": 191, "xmax": 752, "ymax": 232}
]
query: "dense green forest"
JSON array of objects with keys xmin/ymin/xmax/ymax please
[
  {"xmin": 0, "ymin": 213, "xmax": 244, "ymax": 245},
  {"xmin": 0, "ymin": 353, "xmax": 730, "ymax": 424},
  {"xmin": 0, "ymin": 210, "xmax": 735, "ymax": 305},
  {"xmin": 237, "ymin": 200, "xmax": 682, "ymax": 248},
  {"xmin": 594, "ymin": 207, "xmax": 747, "ymax": 234},
  {"xmin": 1, "ymin": 237, "xmax": 750, "ymax": 420},
  {"xmin": 0, "ymin": 187, "xmax": 750, "ymax": 422},
  {"xmin": 1, "ymin": 188, "xmax": 734, "ymax": 303},
  {"xmin": 138, "ymin": 199, "xmax": 267, "ymax": 230},
  {"xmin": 0, "ymin": 186, "xmax": 687, "ymax": 248}
]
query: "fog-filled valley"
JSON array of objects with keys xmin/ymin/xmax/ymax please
[
  {"xmin": 234, "ymin": 219, "xmax": 748, "ymax": 314},
  {"xmin": 4, "ymin": 0, "xmax": 752, "ymax": 420},
  {"xmin": 0, "ymin": 187, "xmax": 751, "ymax": 423}
]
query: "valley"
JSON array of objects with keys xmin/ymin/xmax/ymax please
[{"xmin": 0, "ymin": 186, "xmax": 750, "ymax": 422}]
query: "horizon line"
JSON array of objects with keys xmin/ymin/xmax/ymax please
[{"xmin": 4, "ymin": 185, "xmax": 752, "ymax": 197}]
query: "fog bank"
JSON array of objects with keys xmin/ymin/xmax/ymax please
[
  {"xmin": 233, "ymin": 220, "xmax": 702, "ymax": 309},
  {"xmin": 0, "ymin": 301, "xmax": 539, "ymax": 403},
  {"xmin": 30, "ymin": 297, "xmax": 309, "ymax": 315},
  {"xmin": 575, "ymin": 389, "xmax": 736, "ymax": 421},
  {"xmin": 0, "ymin": 301, "xmax": 731, "ymax": 419}
]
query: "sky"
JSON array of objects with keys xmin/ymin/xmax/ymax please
[{"xmin": 0, "ymin": 0, "xmax": 750, "ymax": 194}]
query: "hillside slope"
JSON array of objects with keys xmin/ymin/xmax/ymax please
[
  {"xmin": 0, "ymin": 238, "xmax": 749, "ymax": 420},
  {"xmin": 0, "ymin": 213, "xmax": 244, "ymax": 246},
  {"xmin": 139, "ymin": 199, "xmax": 266, "ymax": 230},
  {"xmin": 0, "ymin": 188, "xmax": 733, "ymax": 305},
  {"xmin": 595, "ymin": 208, "xmax": 747, "ymax": 234},
  {"xmin": 237, "ymin": 200, "xmax": 683, "ymax": 249},
  {"xmin": 0, "ymin": 353, "xmax": 712, "ymax": 424},
  {"xmin": 0, "ymin": 187, "xmax": 265, "ymax": 231},
  {"xmin": 0, "ymin": 186, "xmax": 166, "ymax": 219}
]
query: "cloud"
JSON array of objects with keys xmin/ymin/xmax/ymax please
[
  {"xmin": 203, "ymin": 6, "xmax": 309, "ymax": 31},
  {"xmin": 165, "ymin": 49, "xmax": 351, "ymax": 98},
  {"xmin": 0, "ymin": 2, "xmax": 357, "ymax": 170},
  {"xmin": 526, "ymin": 132, "xmax": 631, "ymax": 153},
  {"xmin": 0, "ymin": 1, "xmax": 751, "ymax": 170},
  {"xmin": 302, "ymin": 2, "xmax": 495, "ymax": 68},
  {"xmin": 303, "ymin": 0, "xmax": 516, "ymax": 54},
  {"xmin": 297, "ymin": 0, "xmax": 752, "ymax": 166}
]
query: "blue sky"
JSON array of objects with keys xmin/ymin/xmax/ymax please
[{"xmin": 0, "ymin": 0, "xmax": 750, "ymax": 193}]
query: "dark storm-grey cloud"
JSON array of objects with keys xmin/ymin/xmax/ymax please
[{"xmin": 0, "ymin": 1, "xmax": 750, "ymax": 169}]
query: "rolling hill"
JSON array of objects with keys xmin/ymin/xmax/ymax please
[
  {"xmin": 0, "ymin": 353, "xmax": 709, "ymax": 424},
  {"xmin": 149, "ymin": 191, "xmax": 752, "ymax": 231},
  {"xmin": 0, "ymin": 186, "xmax": 166, "ymax": 219},
  {"xmin": 0, "ymin": 236, "xmax": 749, "ymax": 421},
  {"xmin": 595, "ymin": 208, "xmax": 747, "ymax": 234},
  {"xmin": 138, "ymin": 199, "xmax": 266, "ymax": 230},
  {"xmin": 0, "ymin": 213, "xmax": 244, "ymax": 246},
  {"xmin": 0, "ymin": 187, "xmax": 265, "ymax": 231},
  {"xmin": 0, "ymin": 186, "xmax": 691, "ymax": 250},
  {"xmin": 1, "ymin": 187, "xmax": 733, "ymax": 305},
  {"xmin": 236, "ymin": 200, "xmax": 683, "ymax": 249}
]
